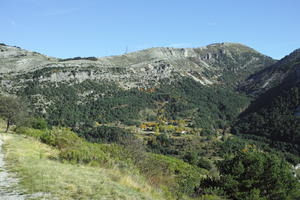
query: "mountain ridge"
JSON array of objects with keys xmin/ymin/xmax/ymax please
[
  {"xmin": 0, "ymin": 42, "xmax": 269, "ymax": 60},
  {"xmin": 240, "ymin": 48, "xmax": 300, "ymax": 95},
  {"xmin": 0, "ymin": 42, "xmax": 275, "ymax": 91}
]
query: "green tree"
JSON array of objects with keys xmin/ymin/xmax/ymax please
[
  {"xmin": 29, "ymin": 117, "xmax": 48, "ymax": 130},
  {"xmin": 198, "ymin": 151, "xmax": 300, "ymax": 200},
  {"xmin": 0, "ymin": 96, "xmax": 27, "ymax": 132}
]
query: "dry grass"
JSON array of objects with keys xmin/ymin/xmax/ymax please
[{"xmin": 2, "ymin": 133, "xmax": 165, "ymax": 200}]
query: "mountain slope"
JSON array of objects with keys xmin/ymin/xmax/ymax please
[
  {"xmin": 239, "ymin": 48, "xmax": 300, "ymax": 114},
  {"xmin": 234, "ymin": 49, "xmax": 300, "ymax": 157},
  {"xmin": 0, "ymin": 42, "xmax": 275, "ymax": 130},
  {"xmin": 0, "ymin": 44, "xmax": 56, "ymax": 73},
  {"xmin": 240, "ymin": 48, "xmax": 300, "ymax": 95},
  {"xmin": 2, "ymin": 133, "xmax": 166, "ymax": 200}
]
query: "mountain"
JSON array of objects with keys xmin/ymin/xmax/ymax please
[
  {"xmin": 240, "ymin": 48, "xmax": 300, "ymax": 95},
  {"xmin": 0, "ymin": 42, "xmax": 274, "ymax": 91},
  {"xmin": 0, "ymin": 42, "xmax": 274, "ymax": 130},
  {"xmin": 238, "ymin": 48, "xmax": 300, "ymax": 114},
  {"xmin": 234, "ymin": 49, "xmax": 300, "ymax": 158}
]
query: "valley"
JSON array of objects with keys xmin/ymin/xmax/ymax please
[{"xmin": 0, "ymin": 42, "xmax": 299, "ymax": 200}]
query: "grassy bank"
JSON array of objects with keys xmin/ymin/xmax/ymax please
[{"xmin": 2, "ymin": 133, "xmax": 165, "ymax": 200}]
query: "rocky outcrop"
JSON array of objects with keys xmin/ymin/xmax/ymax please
[{"xmin": 0, "ymin": 43, "xmax": 275, "ymax": 92}]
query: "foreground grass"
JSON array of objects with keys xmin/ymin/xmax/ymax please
[{"xmin": 2, "ymin": 133, "xmax": 165, "ymax": 200}]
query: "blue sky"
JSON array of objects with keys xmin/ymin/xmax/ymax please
[{"xmin": 0, "ymin": 0, "xmax": 299, "ymax": 59}]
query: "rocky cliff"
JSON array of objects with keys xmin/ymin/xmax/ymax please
[{"xmin": 0, "ymin": 42, "xmax": 275, "ymax": 93}]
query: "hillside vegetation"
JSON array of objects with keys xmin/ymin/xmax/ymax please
[
  {"xmin": 4, "ymin": 125, "xmax": 210, "ymax": 199},
  {"xmin": 19, "ymin": 78, "xmax": 250, "ymax": 131},
  {"xmin": 3, "ymin": 123, "xmax": 299, "ymax": 200},
  {"xmin": 3, "ymin": 134, "xmax": 164, "ymax": 200}
]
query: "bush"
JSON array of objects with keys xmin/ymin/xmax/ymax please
[
  {"xmin": 16, "ymin": 126, "xmax": 83, "ymax": 149},
  {"xmin": 58, "ymin": 140, "xmax": 136, "ymax": 171},
  {"xmin": 201, "ymin": 129, "xmax": 215, "ymax": 136},
  {"xmin": 15, "ymin": 127, "xmax": 45, "ymax": 139},
  {"xmin": 30, "ymin": 118, "xmax": 48, "ymax": 129},
  {"xmin": 59, "ymin": 142, "xmax": 108, "ymax": 164},
  {"xmin": 197, "ymin": 157, "xmax": 212, "ymax": 170},
  {"xmin": 183, "ymin": 151, "xmax": 198, "ymax": 165},
  {"xmin": 139, "ymin": 153, "xmax": 207, "ymax": 197},
  {"xmin": 46, "ymin": 127, "xmax": 83, "ymax": 149}
]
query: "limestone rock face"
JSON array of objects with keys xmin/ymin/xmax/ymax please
[
  {"xmin": 0, "ymin": 43, "xmax": 275, "ymax": 92},
  {"xmin": 0, "ymin": 44, "xmax": 57, "ymax": 73}
]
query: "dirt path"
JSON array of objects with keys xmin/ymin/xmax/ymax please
[
  {"xmin": 0, "ymin": 134, "xmax": 49, "ymax": 200},
  {"xmin": 0, "ymin": 134, "xmax": 27, "ymax": 200}
]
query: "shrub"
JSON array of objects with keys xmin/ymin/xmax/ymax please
[
  {"xmin": 58, "ymin": 140, "xmax": 135, "ymax": 169},
  {"xmin": 201, "ymin": 129, "xmax": 215, "ymax": 136},
  {"xmin": 183, "ymin": 151, "xmax": 198, "ymax": 165},
  {"xmin": 29, "ymin": 118, "xmax": 48, "ymax": 129},
  {"xmin": 16, "ymin": 126, "xmax": 83, "ymax": 149},
  {"xmin": 15, "ymin": 127, "xmax": 45, "ymax": 139},
  {"xmin": 139, "ymin": 153, "xmax": 207, "ymax": 197},
  {"xmin": 46, "ymin": 127, "xmax": 83, "ymax": 149},
  {"xmin": 197, "ymin": 157, "xmax": 212, "ymax": 170},
  {"xmin": 59, "ymin": 142, "xmax": 108, "ymax": 164}
]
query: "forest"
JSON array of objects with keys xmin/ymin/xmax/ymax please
[
  {"xmin": 18, "ymin": 78, "xmax": 250, "ymax": 132},
  {"xmin": 234, "ymin": 84, "xmax": 300, "ymax": 158}
]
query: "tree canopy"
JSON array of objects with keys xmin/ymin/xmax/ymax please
[
  {"xmin": 0, "ymin": 95, "xmax": 27, "ymax": 132},
  {"xmin": 198, "ymin": 150, "xmax": 300, "ymax": 200}
]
